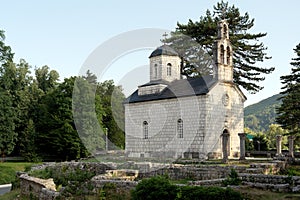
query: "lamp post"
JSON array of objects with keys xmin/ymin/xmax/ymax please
[{"xmin": 105, "ymin": 128, "xmax": 108, "ymax": 152}]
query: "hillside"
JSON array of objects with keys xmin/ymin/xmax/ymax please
[{"xmin": 244, "ymin": 94, "xmax": 283, "ymax": 132}]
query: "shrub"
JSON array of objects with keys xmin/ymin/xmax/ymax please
[
  {"xmin": 178, "ymin": 186, "xmax": 243, "ymax": 200},
  {"xmin": 131, "ymin": 176, "xmax": 243, "ymax": 200},
  {"xmin": 99, "ymin": 182, "xmax": 131, "ymax": 200},
  {"xmin": 131, "ymin": 176, "xmax": 178, "ymax": 200},
  {"xmin": 222, "ymin": 168, "xmax": 241, "ymax": 186}
]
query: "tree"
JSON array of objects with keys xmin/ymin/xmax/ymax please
[
  {"xmin": 165, "ymin": 0, "xmax": 274, "ymax": 93},
  {"xmin": 73, "ymin": 74, "xmax": 105, "ymax": 155},
  {"xmin": 276, "ymin": 43, "xmax": 300, "ymax": 136},
  {"xmin": 35, "ymin": 65, "xmax": 59, "ymax": 92},
  {"xmin": 252, "ymin": 133, "xmax": 269, "ymax": 151},
  {"xmin": 265, "ymin": 124, "xmax": 288, "ymax": 150},
  {"xmin": 0, "ymin": 89, "xmax": 16, "ymax": 160},
  {"xmin": 97, "ymin": 80, "xmax": 125, "ymax": 149},
  {"xmin": 0, "ymin": 30, "xmax": 14, "ymax": 65},
  {"xmin": 36, "ymin": 77, "xmax": 89, "ymax": 160}
]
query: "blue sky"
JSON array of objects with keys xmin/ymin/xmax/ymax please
[{"xmin": 1, "ymin": 0, "xmax": 299, "ymax": 106}]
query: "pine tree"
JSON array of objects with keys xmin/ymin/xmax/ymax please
[
  {"xmin": 164, "ymin": 0, "xmax": 274, "ymax": 93},
  {"xmin": 276, "ymin": 43, "xmax": 300, "ymax": 135},
  {"xmin": 0, "ymin": 30, "xmax": 14, "ymax": 65}
]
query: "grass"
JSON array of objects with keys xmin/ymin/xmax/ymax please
[{"xmin": 0, "ymin": 162, "xmax": 34, "ymax": 184}]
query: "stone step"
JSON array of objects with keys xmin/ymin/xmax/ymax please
[
  {"xmin": 245, "ymin": 168, "xmax": 264, "ymax": 174},
  {"xmin": 243, "ymin": 182, "xmax": 290, "ymax": 192}
]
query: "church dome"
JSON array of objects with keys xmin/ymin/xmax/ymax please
[{"xmin": 149, "ymin": 45, "xmax": 179, "ymax": 58}]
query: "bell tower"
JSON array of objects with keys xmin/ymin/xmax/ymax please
[{"xmin": 214, "ymin": 20, "xmax": 233, "ymax": 82}]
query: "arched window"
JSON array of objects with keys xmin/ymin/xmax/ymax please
[
  {"xmin": 223, "ymin": 24, "xmax": 227, "ymax": 38},
  {"xmin": 226, "ymin": 46, "xmax": 231, "ymax": 65},
  {"xmin": 220, "ymin": 45, "xmax": 225, "ymax": 64},
  {"xmin": 167, "ymin": 63, "xmax": 172, "ymax": 76},
  {"xmin": 143, "ymin": 121, "xmax": 148, "ymax": 139},
  {"xmin": 154, "ymin": 64, "xmax": 158, "ymax": 79},
  {"xmin": 177, "ymin": 119, "xmax": 183, "ymax": 138}
]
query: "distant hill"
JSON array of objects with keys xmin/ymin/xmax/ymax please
[{"xmin": 244, "ymin": 94, "xmax": 283, "ymax": 132}]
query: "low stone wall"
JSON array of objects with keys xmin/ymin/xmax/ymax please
[
  {"xmin": 240, "ymin": 173, "xmax": 300, "ymax": 192},
  {"xmin": 188, "ymin": 178, "xmax": 225, "ymax": 186},
  {"xmin": 31, "ymin": 162, "xmax": 115, "ymax": 174},
  {"xmin": 138, "ymin": 165, "xmax": 248, "ymax": 180},
  {"xmin": 18, "ymin": 160, "xmax": 290, "ymax": 199},
  {"xmin": 19, "ymin": 174, "xmax": 59, "ymax": 200},
  {"xmin": 91, "ymin": 177, "xmax": 138, "ymax": 191}
]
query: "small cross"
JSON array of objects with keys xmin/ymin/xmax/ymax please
[{"xmin": 162, "ymin": 32, "xmax": 168, "ymax": 44}]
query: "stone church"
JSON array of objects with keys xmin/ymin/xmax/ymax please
[{"xmin": 124, "ymin": 21, "xmax": 246, "ymax": 159}]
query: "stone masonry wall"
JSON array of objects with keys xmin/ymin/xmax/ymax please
[
  {"xmin": 137, "ymin": 165, "xmax": 248, "ymax": 180},
  {"xmin": 19, "ymin": 173, "xmax": 59, "ymax": 200},
  {"xmin": 240, "ymin": 173, "xmax": 300, "ymax": 192},
  {"xmin": 206, "ymin": 83, "xmax": 244, "ymax": 158},
  {"xmin": 18, "ymin": 161, "xmax": 291, "ymax": 199},
  {"xmin": 125, "ymin": 95, "xmax": 213, "ymax": 158}
]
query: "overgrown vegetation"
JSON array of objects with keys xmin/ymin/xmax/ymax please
[
  {"xmin": 222, "ymin": 169, "xmax": 241, "ymax": 186},
  {"xmin": 29, "ymin": 165, "xmax": 96, "ymax": 198},
  {"xmin": 98, "ymin": 182, "xmax": 131, "ymax": 200},
  {"xmin": 280, "ymin": 165, "xmax": 300, "ymax": 176},
  {"xmin": 131, "ymin": 176, "xmax": 243, "ymax": 200}
]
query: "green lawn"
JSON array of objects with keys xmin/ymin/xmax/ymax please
[{"xmin": 0, "ymin": 162, "xmax": 34, "ymax": 184}]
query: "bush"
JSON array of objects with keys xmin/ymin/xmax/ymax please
[
  {"xmin": 30, "ymin": 165, "xmax": 96, "ymax": 198},
  {"xmin": 131, "ymin": 176, "xmax": 243, "ymax": 200},
  {"xmin": 30, "ymin": 165, "xmax": 95, "ymax": 187},
  {"xmin": 178, "ymin": 186, "xmax": 243, "ymax": 200},
  {"xmin": 131, "ymin": 176, "xmax": 178, "ymax": 200},
  {"xmin": 222, "ymin": 169, "xmax": 241, "ymax": 186}
]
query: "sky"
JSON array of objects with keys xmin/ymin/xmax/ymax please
[{"xmin": 0, "ymin": 0, "xmax": 299, "ymax": 106}]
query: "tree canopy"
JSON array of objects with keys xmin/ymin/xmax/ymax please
[
  {"xmin": 165, "ymin": 0, "xmax": 274, "ymax": 93},
  {"xmin": 276, "ymin": 43, "xmax": 300, "ymax": 136},
  {"xmin": 0, "ymin": 29, "xmax": 126, "ymax": 161}
]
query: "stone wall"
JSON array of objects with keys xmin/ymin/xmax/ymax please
[
  {"xmin": 31, "ymin": 161, "xmax": 115, "ymax": 173},
  {"xmin": 125, "ymin": 84, "xmax": 244, "ymax": 159},
  {"xmin": 19, "ymin": 173, "xmax": 59, "ymax": 200},
  {"xmin": 240, "ymin": 173, "xmax": 300, "ymax": 192},
  {"xmin": 18, "ymin": 161, "xmax": 291, "ymax": 199},
  {"xmin": 138, "ymin": 165, "xmax": 248, "ymax": 180},
  {"xmin": 91, "ymin": 178, "xmax": 138, "ymax": 191}
]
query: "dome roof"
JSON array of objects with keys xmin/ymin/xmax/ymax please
[{"xmin": 149, "ymin": 45, "xmax": 179, "ymax": 58}]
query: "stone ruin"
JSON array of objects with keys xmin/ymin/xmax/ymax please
[
  {"xmin": 16, "ymin": 158, "xmax": 300, "ymax": 199},
  {"xmin": 93, "ymin": 169, "xmax": 139, "ymax": 181}
]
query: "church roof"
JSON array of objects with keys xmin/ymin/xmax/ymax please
[
  {"xmin": 149, "ymin": 45, "xmax": 179, "ymax": 58},
  {"xmin": 124, "ymin": 75, "xmax": 217, "ymax": 104}
]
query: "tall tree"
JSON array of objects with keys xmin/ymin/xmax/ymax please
[
  {"xmin": 97, "ymin": 80, "xmax": 125, "ymax": 149},
  {"xmin": 0, "ymin": 30, "xmax": 14, "ymax": 65},
  {"xmin": 73, "ymin": 74, "xmax": 105, "ymax": 155},
  {"xmin": 0, "ymin": 89, "xmax": 16, "ymax": 160},
  {"xmin": 276, "ymin": 43, "xmax": 300, "ymax": 136},
  {"xmin": 35, "ymin": 65, "xmax": 59, "ymax": 92},
  {"xmin": 165, "ymin": 0, "xmax": 274, "ymax": 93},
  {"xmin": 36, "ymin": 77, "xmax": 89, "ymax": 160},
  {"xmin": 265, "ymin": 124, "xmax": 288, "ymax": 150}
]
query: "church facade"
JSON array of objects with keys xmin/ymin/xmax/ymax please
[{"xmin": 124, "ymin": 21, "xmax": 246, "ymax": 159}]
